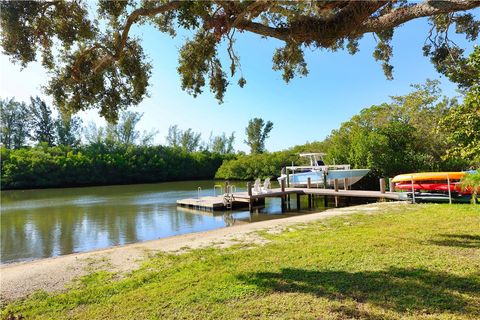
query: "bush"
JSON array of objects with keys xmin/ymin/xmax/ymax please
[
  {"xmin": 0, "ymin": 146, "xmax": 227, "ymax": 189},
  {"xmin": 215, "ymin": 151, "xmax": 297, "ymax": 180}
]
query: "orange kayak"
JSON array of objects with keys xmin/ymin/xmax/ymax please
[{"xmin": 391, "ymin": 172, "xmax": 465, "ymax": 183}]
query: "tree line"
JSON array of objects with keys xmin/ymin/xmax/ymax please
[{"xmin": 1, "ymin": 77, "xmax": 478, "ymax": 189}]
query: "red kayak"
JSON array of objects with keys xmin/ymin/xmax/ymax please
[{"xmin": 395, "ymin": 182, "xmax": 472, "ymax": 194}]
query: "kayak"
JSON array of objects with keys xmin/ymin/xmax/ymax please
[
  {"xmin": 397, "ymin": 192, "xmax": 473, "ymax": 203},
  {"xmin": 394, "ymin": 182, "xmax": 472, "ymax": 194},
  {"xmin": 391, "ymin": 172, "xmax": 465, "ymax": 183}
]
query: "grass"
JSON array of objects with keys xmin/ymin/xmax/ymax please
[{"xmin": 2, "ymin": 203, "xmax": 480, "ymax": 319}]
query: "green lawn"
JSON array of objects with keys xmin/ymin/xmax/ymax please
[{"xmin": 3, "ymin": 204, "xmax": 480, "ymax": 319}]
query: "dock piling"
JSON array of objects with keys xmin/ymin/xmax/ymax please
[
  {"xmin": 334, "ymin": 179, "xmax": 339, "ymax": 207},
  {"xmin": 380, "ymin": 178, "xmax": 386, "ymax": 194},
  {"xmin": 344, "ymin": 177, "xmax": 348, "ymax": 190},
  {"xmin": 247, "ymin": 181, "xmax": 253, "ymax": 212},
  {"xmin": 307, "ymin": 177, "xmax": 312, "ymax": 209},
  {"xmin": 281, "ymin": 179, "xmax": 286, "ymax": 212},
  {"xmin": 379, "ymin": 178, "xmax": 386, "ymax": 202}
]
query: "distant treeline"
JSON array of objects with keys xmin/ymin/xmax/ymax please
[
  {"xmin": 1, "ymin": 145, "xmax": 228, "ymax": 189},
  {"xmin": 0, "ymin": 96, "xmax": 237, "ymax": 189}
]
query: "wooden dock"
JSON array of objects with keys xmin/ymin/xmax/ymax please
[{"xmin": 177, "ymin": 181, "xmax": 401, "ymax": 212}]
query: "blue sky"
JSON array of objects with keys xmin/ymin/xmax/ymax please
[{"xmin": 0, "ymin": 9, "xmax": 478, "ymax": 152}]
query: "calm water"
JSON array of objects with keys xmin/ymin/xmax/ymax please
[{"xmin": 1, "ymin": 180, "xmax": 333, "ymax": 264}]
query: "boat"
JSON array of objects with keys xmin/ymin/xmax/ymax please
[{"xmin": 277, "ymin": 153, "xmax": 370, "ymax": 188}]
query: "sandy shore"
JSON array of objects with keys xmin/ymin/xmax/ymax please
[{"xmin": 0, "ymin": 202, "xmax": 405, "ymax": 302}]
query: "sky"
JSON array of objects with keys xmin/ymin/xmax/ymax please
[{"xmin": 1, "ymin": 8, "xmax": 478, "ymax": 152}]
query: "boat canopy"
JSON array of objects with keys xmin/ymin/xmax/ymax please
[
  {"xmin": 299, "ymin": 153, "xmax": 327, "ymax": 157},
  {"xmin": 284, "ymin": 152, "xmax": 350, "ymax": 171},
  {"xmin": 298, "ymin": 153, "xmax": 327, "ymax": 167}
]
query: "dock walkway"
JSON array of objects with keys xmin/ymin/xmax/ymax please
[{"xmin": 177, "ymin": 187, "xmax": 400, "ymax": 211}]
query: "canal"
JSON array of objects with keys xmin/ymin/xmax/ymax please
[{"xmin": 1, "ymin": 180, "xmax": 343, "ymax": 264}]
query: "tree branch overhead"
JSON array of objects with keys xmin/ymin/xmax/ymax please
[{"xmin": 0, "ymin": 0, "xmax": 478, "ymax": 121}]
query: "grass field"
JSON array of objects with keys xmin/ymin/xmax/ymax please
[{"xmin": 2, "ymin": 203, "xmax": 480, "ymax": 319}]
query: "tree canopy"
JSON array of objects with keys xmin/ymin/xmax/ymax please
[{"xmin": 1, "ymin": 1, "xmax": 479, "ymax": 121}]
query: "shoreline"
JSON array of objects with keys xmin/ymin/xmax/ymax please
[{"xmin": 0, "ymin": 202, "xmax": 405, "ymax": 302}]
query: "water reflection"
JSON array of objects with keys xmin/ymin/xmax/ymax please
[{"xmin": 1, "ymin": 181, "xmax": 334, "ymax": 264}]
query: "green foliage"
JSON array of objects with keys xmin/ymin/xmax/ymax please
[
  {"xmin": 440, "ymin": 84, "xmax": 480, "ymax": 166},
  {"xmin": 426, "ymin": 37, "xmax": 480, "ymax": 90},
  {"xmin": 0, "ymin": 98, "xmax": 30, "ymax": 149},
  {"xmin": 461, "ymin": 171, "xmax": 480, "ymax": 204},
  {"xmin": 209, "ymin": 132, "xmax": 235, "ymax": 154},
  {"xmin": 180, "ymin": 128, "xmax": 202, "ymax": 152},
  {"xmin": 0, "ymin": 145, "xmax": 225, "ymax": 190},
  {"xmin": 55, "ymin": 115, "xmax": 82, "ymax": 147},
  {"xmin": 2, "ymin": 204, "xmax": 479, "ymax": 319},
  {"xmin": 324, "ymin": 80, "xmax": 465, "ymax": 178},
  {"xmin": 272, "ymin": 42, "xmax": 308, "ymax": 82},
  {"xmin": 165, "ymin": 125, "xmax": 203, "ymax": 152},
  {"xmin": 215, "ymin": 151, "xmax": 296, "ymax": 180},
  {"xmin": 244, "ymin": 118, "xmax": 274, "ymax": 154},
  {"xmin": 217, "ymin": 80, "xmax": 475, "ymax": 183},
  {"xmin": 29, "ymin": 96, "xmax": 56, "ymax": 146}
]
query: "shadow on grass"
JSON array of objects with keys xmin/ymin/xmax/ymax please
[
  {"xmin": 237, "ymin": 267, "xmax": 480, "ymax": 316},
  {"xmin": 430, "ymin": 234, "xmax": 480, "ymax": 248}
]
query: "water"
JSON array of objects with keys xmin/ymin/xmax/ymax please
[{"xmin": 0, "ymin": 180, "xmax": 334, "ymax": 264}]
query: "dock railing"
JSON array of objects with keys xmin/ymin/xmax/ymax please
[
  {"xmin": 213, "ymin": 185, "xmax": 223, "ymax": 196},
  {"xmin": 285, "ymin": 164, "xmax": 350, "ymax": 171}
]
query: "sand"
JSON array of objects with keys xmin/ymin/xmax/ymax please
[{"xmin": 0, "ymin": 202, "xmax": 405, "ymax": 302}]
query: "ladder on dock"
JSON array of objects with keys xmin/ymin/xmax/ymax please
[{"xmin": 223, "ymin": 185, "xmax": 236, "ymax": 209}]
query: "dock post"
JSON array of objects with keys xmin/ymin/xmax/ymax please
[
  {"xmin": 379, "ymin": 178, "xmax": 386, "ymax": 202},
  {"xmin": 380, "ymin": 178, "xmax": 386, "ymax": 193},
  {"xmin": 389, "ymin": 178, "xmax": 394, "ymax": 192},
  {"xmin": 334, "ymin": 179, "xmax": 339, "ymax": 207},
  {"xmin": 286, "ymin": 171, "xmax": 290, "ymax": 188},
  {"xmin": 307, "ymin": 177, "xmax": 312, "ymax": 209},
  {"xmin": 247, "ymin": 182, "xmax": 253, "ymax": 212},
  {"xmin": 344, "ymin": 177, "xmax": 348, "ymax": 190},
  {"xmin": 296, "ymin": 193, "xmax": 301, "ymax": 211},
  {"xmin": 281, "ymin": 179, "xmax": 286, "ymax": 212}
]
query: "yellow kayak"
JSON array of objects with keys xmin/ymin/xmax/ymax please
[{"xmin": 392, "ymin": 172, "xmax": 465, "ymax": 183}]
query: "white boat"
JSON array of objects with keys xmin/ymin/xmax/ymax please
[{"xmin": 277, "ymin": 153, "xmax": 370, "ymax": 188}]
